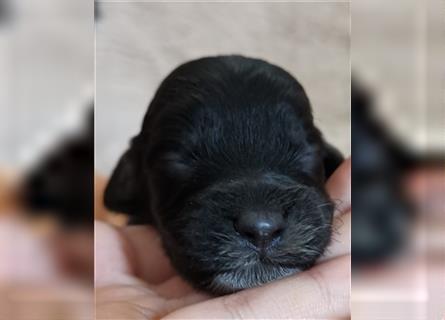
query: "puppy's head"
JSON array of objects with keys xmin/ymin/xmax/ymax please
[{"xmin": 105, "ymin": 56, "xmax": 336, "ymax": 294}]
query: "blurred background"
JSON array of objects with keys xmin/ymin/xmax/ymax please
[
  {"xmin": 95, "ymin": 1, "xmax": 351, "ymax": 175},
  {"xmin": 352, "ymin": 0, "xmax": 445, "ymax": 319},
  {"xmin": 0, "ymin": 0, "xmax": 93, "ymax": 319}
]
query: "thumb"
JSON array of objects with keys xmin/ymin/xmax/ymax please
[{"xmin": 164, "ymin": 255, "xmax": 350, "ymax": 319}]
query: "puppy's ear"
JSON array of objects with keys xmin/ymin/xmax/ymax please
[
  {"xmin": 104, "ymin": 146, "xmax": 149, "ymax": 222},
  {"xmin": 322, "ymin": 141, "xmax": 344, "ymax": 179}
]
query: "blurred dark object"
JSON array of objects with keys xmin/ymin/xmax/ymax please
[
  {"xmin": 352, "ymin": 77, "xmax": 444, "ymax": 265},
  {"xmin": 0, "ymin": 0, "xmax": 12, "ymax": 25},
  {"xmin": 94, "ymin": 1, "xmax": 101, "ymax": 21},
  {"xmin": 21, "ymin": 108, "xmax": 94, "ymax": 228}
]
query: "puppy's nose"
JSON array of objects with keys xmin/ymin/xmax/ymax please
[{"xmin": 235, "ymin": 211, "xmax": 285, "ymax": 249}]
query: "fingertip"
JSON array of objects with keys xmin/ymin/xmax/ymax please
[
  {"xmin": 122, "ymin": 225, "xmax": 176, "ymax": 285},
  {"xmin": 320, "ymin": 211, "xmax": 351, "ymax": 262},
  {"xmin": 95, "ymin": 221, "xmax": 134, "ymax": 286},
  {"xmin": 326, "ymin": 157, "xmax": 351, "ymax": 215}
]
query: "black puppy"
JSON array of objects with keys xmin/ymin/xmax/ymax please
[
  {"xmin": 23, "ymin": 108, "xmax": 94, "ymax": 228},
  {"xmin": 352, "ymin": 79, "xmax": 444, "ymax": 265},
  {"xmin": 351, "ymin": 81, "xmax": 412, "ymax": 264},
  {"xmin": 105, "ymin": 55, "xmax": 343, "ymax": 294}
]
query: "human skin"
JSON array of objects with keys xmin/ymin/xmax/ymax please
[
  {"xmin": 1, "ymin": 160, "xmax": 442, "ymax": 319},
  {"xmin": 95, "ymin": 158, "xmax": 352, "ymax": 319},
  {"xmin": 1, "ymin": 160, "xmax": 443, "ymax": 319}
]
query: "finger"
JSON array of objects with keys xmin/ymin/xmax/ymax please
[
  {"xmin": 95, "ymin": 221, "xmax": 140, "ymax": 287},
  {"xmin": 326, "ymin": 157, "xmax": 351, "ymax": 216},
  {"xmin": 122, "ymin": 225, "xmax": 176, "ymax": 285},
  {"xmin": 164, "ymin": 255, "xmax": 350, "ymax": 319},
  {"xmin": 95, "ymin": 221, "xmax": 176, "ymax": 287},
  {"xmin": 154, "ymin": 275, "xmax": 209, "ymax": 300},
  {"xmin": 319, "ymin": 211, "xmax": 351, "ymax": 262},
  {"xmin": 96, "ymin": 283, "xmax": 207, "ymax": 320},
  {"xmin": 155, "ymin": 276, "xmax": 197, "ymax": 298}
]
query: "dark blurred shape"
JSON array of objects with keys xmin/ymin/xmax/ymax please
[
  {"xmin": 352, "ymin": 78, "xmax": 413, "ymax": 265},
  {"xmin": 94, "ymin": 1, "xmax": 101, "ymax": 21},
  {"xmin": 21, "ymin": 107, "xmax": 94, "ymax": 228},
  {"xmin": 0, "ymin": 0, "xmax": 12, "ymax": 25},
  {"xmin": 352, "ymin": 77, "xmax": 444, "ymax": 265}
]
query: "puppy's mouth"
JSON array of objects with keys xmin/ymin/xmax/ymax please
[{"xmin": 208, "ymin": 262, "xmax": 300, "ymax": 294}]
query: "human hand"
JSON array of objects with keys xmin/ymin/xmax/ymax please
[
  {"xmin": 95, "ymin": 158, "xmax": 351, "ymax": 319},
  {"xmin": 0, "ymin": 217, "xmax": 93, "ymax": 320}
]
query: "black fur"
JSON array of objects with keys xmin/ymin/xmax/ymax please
[
  {"xmin": 351, "ymin": 79, "xmax": 411, "ymax": 264},
  {"xmin": 22, "ymin": 108, "xmax": 94, "ymax": 228},
  {"xmin": 351, "ymin": 78, "xmax": 444, "ymax": 265},
  {"xmin": 105, "ymin": 56, "xmax": 343, "ymax": 294}
]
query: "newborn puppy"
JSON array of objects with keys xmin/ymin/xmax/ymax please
[
  {"xmin": 23, "ymin": 108, "xmax": 94, "ymax": 227},
  {"xmin": 105, "ymin": 56, "xmax": 343, "ymax": 294},
  {"xmin": 352, "ymin": 78, "xmax": 444, "ymax": 265}
]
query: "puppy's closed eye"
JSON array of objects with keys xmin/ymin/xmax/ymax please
[{"xmin": 156, "ymin": 152, "xmax": 195, "ymax": 180}]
